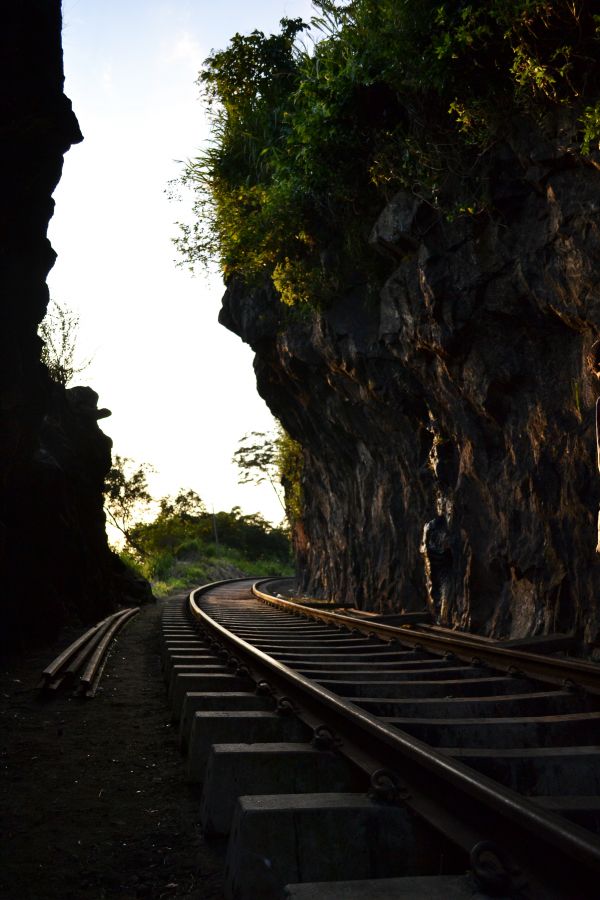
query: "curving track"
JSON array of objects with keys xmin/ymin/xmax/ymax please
[{"xmin": 162, "ymin": 578, "xmax": 600, "ymax": 900}]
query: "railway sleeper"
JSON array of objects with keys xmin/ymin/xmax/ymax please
[
  {"xmin": 219, "ymin": 625, "xmax": 338, "ymax": 634},
  {"xmin": 162, "ymin": 639, "xmax": 207, "ymax": 650},
  {"xmin": 315, "ymin": 665, "xmax": 492, "ymax": 683},
  {"xmin": 160, "ymin": 641, "xmax": 206, "ymax": 667},
  {"xmin": 335, "ymin": 675, "xmax": 543, "ymax": 698},
  {"xmin": 162, "ymin": 624, "xmax": 198, "ymax": 634},
  {"xmin": 161, "ymin": 633, "xmax": 201, "ymax": 652},
  {"xmin": 168, "ymin": 663, "xmax": 231, "ymax": 696},
  {"xmin": 179, "ymin": 691, "xmax": 277, "ymax": 752},
  {"xmin": 223, "ymin": 792, "xmax": 464, "ymax": 900},
  {"xmin": 443, "ymin": 745, "xmax": 600, "ymax": 797},
  {"xmin": 284, "ymin": 874, "xmax": 500, "ymax": 900},
  {"xmin": 213, "ymin": 629, "xmax": 312, "ymax": 636},
  {"xmin": 238, "ymin": 635, "xmax": 398, "ymax": 663},
  {"xmin": 187, "ymin": 711, "xmax": 312, "ymax": 783},
  {"xmin": 170, "ymin": 672, "xmax": 254, "ymax": 722},
  {"xmin": 282, "ymin": 659, "xmax": 447, "ymax": 671},
  {"xmin": 161, "ymin": 626, "xmax": 199, "ymax": 637},
  {"xmin": 535, "ymin": 795, "xmax": 600, "ymax": 833},
  {"xmin": 164, "ymin": 655, "xmax": 225, "ymax": 682},
  {"xmin": 353, "ymin": 689, "xmax": 595, "ymax": 718},
  {"xmin": 271, "ymin": 650, "xmax": 429, "ymax": 663},
  {"xmin": 200, "ymin": 741, "xmax": 362, "ymax": 835},
  {"xmin": 387, "ymin": 710, "xmax": 600, "ymax": 749},
  {"xmin": 161, "ymin": 632, "xmax": 200, "ymax": 645},
  {"xmin": 211, "ymin": 619, "xmax": 294, "ymax": 625},
  {"xmin": 223, "ymin": 623, "xmax": 343, "ymax": 630},
  {"xmin": 283, "ymin": 874, "xmax": 499, "ymax": 900},
  {"xmin": 162, "ymin": 638, "xmax": 210, "ymax": 663},
  {"xmin": 161, "ymin": 637, "xmax": 205, "ymax": 649},
  {"xmin": 161, "ymin": 626, "xmax": 201, "ymax": 634},
  {"xmin": 242, "ymin": 640, "xmax": 384, "ymax": 651}
]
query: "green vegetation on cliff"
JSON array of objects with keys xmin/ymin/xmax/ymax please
[
  {"xmin": 39, "ymin": 299, "xmax": 92, "ymax": 386},
  {"xmin": 177, "ymin": 0, "xmax": 600, "ymax": 307}
]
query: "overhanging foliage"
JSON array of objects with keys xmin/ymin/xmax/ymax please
[{"xmin": 175, "ymin": 1, "xmax": 600, "ymax": 306}]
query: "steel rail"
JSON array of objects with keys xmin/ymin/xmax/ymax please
[
  {"xmin": 253, "ymin": 579, "xmax": 600, "ymax": 695},
  {"xmin": 42, "ymin": 613, "xmax": 115, "ymax": 681},
  {"xmin": 85, "ymin": 606, "xmax": 144, "ymax": 698},
  {"xmin": 64, "ymin": 615, "xmax": 121, "ymax": 679},
  {"xmin": 42, "ymin": 607, "xmax": 140, "ymax": 694},
  {"xmin": 190, "ymin": 580, "xmax": 600, "ymax": 900},
  {"xmin": 80, "ymin": 607, "xmax": 139, "ymax": 688}
]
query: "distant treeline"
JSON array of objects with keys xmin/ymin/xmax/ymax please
[
  {"xmin": 104, "ymin": 460, "xmax": 293, "ymax": 593},
  {"xmin": 129, "ymin": 502, "xmax": 291, "ymax": 578}
]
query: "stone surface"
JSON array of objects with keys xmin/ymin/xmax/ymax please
[{"xmin": 220, "ymin": 128, "xmax": 600, "ymax": 644}]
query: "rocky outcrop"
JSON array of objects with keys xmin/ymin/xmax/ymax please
[
  {"xmin": 220, "ymin": 131, "xmax": 600, "ymax": 644},
  {"xmin": 0, "ymin": 2, "xmax": 151, "ymax": 649},
  {"xmin": 5, "ymin": 385, "xmax": 151, "ymax": 644}
]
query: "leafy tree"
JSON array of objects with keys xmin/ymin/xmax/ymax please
[
  {"xmin": 103, "ymin": 454, "xmax": 292, "ymax": 586},
  {"xmin": 128, "ymin": 501, "xmax": 291, "ymax": 579},
  {"xmin": 159, "ymin": 488, "xmax": 206, "ymax": 520},
  {"xmin": 104, "ymin": 456, "xmax": 155, "ymax": 554},
  {"xmin": 38, "ymin": 299, "xmax": 92, "ymax": 386},
  {"xmin": 173, "ymin": 17, "xmax": 309, "ymax": 282},
  {"xmin": 233, "ymin": 431, "xmax": 287, "ymax": 515},
  {"xmin": 234, "ymin": 427, "xmax": 303, "ymax": 527}
]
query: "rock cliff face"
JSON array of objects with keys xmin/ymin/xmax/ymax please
[
  {"xmin": 0, "ymin": 2, "xmax": 149, "ymax": 649},
  {"xmin": 220, "ymin": 133, "xmax": 600, "ymax": 644}
]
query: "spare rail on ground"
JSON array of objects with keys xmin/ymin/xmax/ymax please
[{"xmin": 41, "ymin": 607, "xmax": 139, "ymax": 696}]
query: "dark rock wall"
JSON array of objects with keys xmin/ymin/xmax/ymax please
[
  {"xmin": 221, "ymin": 138, "xmax": 600, "ymax": 644},
  {"xmin": 0, "ymin": 2, "xmax": 149, "ymax": 649}
]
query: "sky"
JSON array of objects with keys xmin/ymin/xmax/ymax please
[{"xmin": 48, "ymin": 0, "xmax": 316, "ymax": 528}]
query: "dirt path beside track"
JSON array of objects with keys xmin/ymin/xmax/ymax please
[{"xmin": 0, "ymin": 596, "xmax": 224, "ymax": 900}]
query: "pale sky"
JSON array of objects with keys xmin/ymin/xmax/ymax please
[{"xmin": 48, "ymin": 0, "xmax": 316, "ymax": 526}]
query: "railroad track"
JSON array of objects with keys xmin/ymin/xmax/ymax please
[{"xmin": 162, "ymin": 578, "xmax": 600, "ymax": 899}]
